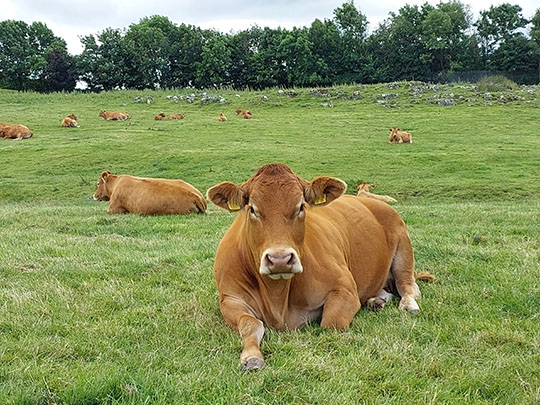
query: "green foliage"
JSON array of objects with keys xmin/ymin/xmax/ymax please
[
  {"xmin": 475, "ymin": 3, "xmax": 529, "ymax": 68},
  {"xmin": 0, "ymin": 20, "xmax": 71, "ymax": 91},
  {"xmin": 1, "ymin": 2, "xmax": 540, "ymax": 92},
  {"xmin": 477, "ymin": 75, "xmax": 520, "ymax": 91},
  {"xmin": 195, "ymin": 35, "xmax": 232, "ymax": 88},
  {"xmin": 1, "ymin": 85, "xmax": 539, "ymax": 403}
]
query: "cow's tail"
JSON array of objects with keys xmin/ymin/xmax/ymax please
[
  {"xmin": 194, "ymin": 195, "xmax": 207, "ymax": 214},
  {"xmin": 415, "ymin": 271, "xmax": 435, "ymax": 282}
]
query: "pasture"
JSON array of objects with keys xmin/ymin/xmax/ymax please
[{"xmin": 1, "ymin": 83, "xmax": 539, "ymax": 404}]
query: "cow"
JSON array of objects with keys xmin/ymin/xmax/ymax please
[
  {"xmin": 169, "ymin": 113, "xmax": 185, "ymax": 120},
  {"xmin": 0, "ymin": 123, "xmax": 33, "ymax": 140},
  {"xmin": 93, "ymin": 171, "xmax": 207, "ymax": 215},
  {"xmin": 235, "ymin": 109, "xmax": 250, "ymax": 116},
  {"xmin": 62, "ymin": 114, "xmax": 80, "ymax": 128},
  {"xmin": 99, "ymin": 110, "xmax": 131, "ymax": 121},
  {"xmin": 218, "ymin": 113, "xmax": 227, "ymax": 122},
  {"xmin": 207, "ymin": 163, "xmax": 432, "ymax": 370},
  {"xmin": 155, "ymin": 113, "xmax": 166, "ymax": 120},
  {"xmin": 356, "ymin": 182, "xmax": 397, "ymax": 204},
  {"xmin": 389, "ymin": 127, "xmax": 412, "ymax": 144}
]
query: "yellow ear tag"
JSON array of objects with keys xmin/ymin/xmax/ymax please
[
  {"xmin": 227, "ymin": 201, "xmax": 241, "ymax": 211},
  {"xmin": 314, "ymin": 194, "xmax": 327, "ymax": 205}
]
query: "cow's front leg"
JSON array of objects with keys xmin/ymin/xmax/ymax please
[
  {"xmin": 220, "ymin": 297, "xmax": 265, "ymax": 371},
  {"xmin": 321, "ymin": 288, "xmax": 361, "ymax": 330}
]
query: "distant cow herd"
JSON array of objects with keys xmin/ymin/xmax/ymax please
[{"xmin": 3, "ymin": 107, "xmax": 431, "ymax": 371}]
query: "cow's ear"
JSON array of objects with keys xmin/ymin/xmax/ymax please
[
  {"xmin": 207, "ymin": 182, "xmax": 245, "ymax": 212},
  {"xmin": 370, "ymin": 184, "xmax": 376, "ymax": 189},
  {"xmin": 304, "ymin": 176, "xmax": 346, "ymax": 206},
  {"xmin": 101, "ymin": 171, "xmax": 111, "ymax": 181}
]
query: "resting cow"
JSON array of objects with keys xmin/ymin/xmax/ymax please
[
  {"xmin": 62, "ymin": 114, "xmax": 80, "ymax": 128},
  {"xmin": 356, "ymin": 182, "xmax": 397, "ymax": 203},
  {"xmin": 169, "ymin": 113, "xmax": 184, "ymax": 120},
  {"xmin": 99, "ymin": 110, "xmax": 131, "ymax": 121},
  {"xmin": 218, "ymin": 113, "xmax": 227, "ymax": 122},
  {"xmin": 389, "ymin": 127, "xmax": 412, "ymax": 143},
  {"xmin": 207, "ymin": 163, "xmax": 430, "ymax": 370},
  {"xmin": 0, "ymin": 123, "xmax": 33, "ymax": 140},
  {"xmin": 94, "ymin": 171, "xmax": 206, "ymax": 215}
]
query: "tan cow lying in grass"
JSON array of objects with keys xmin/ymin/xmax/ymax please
[
  {"xmin": 0, "ymin": 123, "xmax": 33, "ymax": 139},
  {"xmin": 235, "ymin": 109, "xmax": 250, "ymax": 115},
  {"xmin": 169, "ymin": 113, "xmax": 185, "ymax": 120},
  {"xmin": 389, "ymin": 127, "xmax": 412, "ymax": 143},
  {"xmin": 93, "ymin": 171, "xmax": 207, "ymax": 215},
  {"xmin": 155, "ymin": 113, "xmax": 166, "ymax": 120},
  {"xmin": 62, "ymin": 114, "xmax": 80, "ymax": 128},
  {"xmin": 218, "ymin": 113, "xmax": 227, "ymax": 122},
  {"xmin": 356, "ymin": 182, "xmax": 397, "ymax": 203},
  {"xmin": 99, "ymin": 110, "xmax": 131, "ymax": 121},
  {"xmin": 207, "ymin": 163, "xmax": 433, "ymax": 370}
]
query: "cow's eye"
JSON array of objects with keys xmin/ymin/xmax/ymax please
[
  {"xmin": 249, "ymin": 205, "xmax": 258, "ymax": 218},
  {"xmin": 297, "ymin": 203, "xmax": 305, "ymax": 218}
]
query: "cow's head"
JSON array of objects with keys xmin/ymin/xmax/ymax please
[
  {"xmin": 68, "ymin": 114, "xmax": 78, "ymax": 120},
  {"xmin": 93, "ymin": 171, "xmax": 113, "ymax": 201},
  {"xmin": 389, "ymin": 127, "xmax": 400, "ymax": 142},
  {"xmin": 207, "ymin": 164, "xmax": 346, "ymax": 280},
  {"xmin": 356, "ymin": 182, "xmax": 375, "ymax": 192},
  {"xmin": 98, "ymin": 110, "xmax": 106, "ymax": 118}
]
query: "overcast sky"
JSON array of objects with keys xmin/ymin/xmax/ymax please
[{"xmin": 2, "ymin": 0, "xmax": 539, "ymax": 55}]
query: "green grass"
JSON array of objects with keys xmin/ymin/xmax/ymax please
[
  {"xmin": 477, "ymin": 75, "xmax": 520, "ymax": 92},
  {"xmin": 1, "ymin": 84, "xmax": 539, "ymax": 404}
]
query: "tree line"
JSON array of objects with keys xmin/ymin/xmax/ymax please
[{"xmin": 1, "ymin": 1, "xmax": 540, "ymax": 92}]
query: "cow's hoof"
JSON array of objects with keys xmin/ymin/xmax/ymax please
[
  {"xmin": 366, "ymin": 297, "xmax": 386, "ymax": 312},
  {"xmin": 399, "ymin": 298, "xmax": 420, "ymax": 314},
  {"xmin": 241, "ymin": 358, "xmax": 265, "ymax": 371}
]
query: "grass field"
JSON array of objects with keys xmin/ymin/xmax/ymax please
[{"xmin": 1, "ymin": 82, "xmax": 539, "ymax": 404}]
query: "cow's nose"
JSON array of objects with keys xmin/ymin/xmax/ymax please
[{"xmin": 265, "ymin": 252, "xmax": 294, "ymax": 272}]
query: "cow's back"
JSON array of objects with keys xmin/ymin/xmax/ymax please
[{"xmin": 112, "ymin": 176, "xmax": 206, "ymax": 215}]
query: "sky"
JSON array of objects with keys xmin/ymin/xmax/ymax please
[{"xmin": 2, "ymin": 0, "xmax": 539, "ymax": 55}]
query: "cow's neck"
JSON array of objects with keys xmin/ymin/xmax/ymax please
[
  {"xmin": 106, "ymin": 176, "xmax": 118, "ymax": 195},
  {"xmin": 255, "ymin": 276, "xmax": 293, "ymax": 330}
]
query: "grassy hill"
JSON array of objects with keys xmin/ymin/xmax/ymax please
[{"xmin": 1, "ymin": 83, "xmax": 539, "ymax": 404}]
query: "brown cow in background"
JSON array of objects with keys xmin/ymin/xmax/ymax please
[
  {"xmin": 389, "ymin": 127, "xmax": 413, "ymax": 143},
  {"xmin": 207, "ymin": 163, "xmax": 431, "ymax": 370},
  {"xmin": 99, "ymin": 110, "xmax": 131, "ymax": 121},
  {"xmin": 356, "ymin": 182, "xmax": 397, "ymax": 203},
  {"xmin": 94, "ymin": 171, "xmax": 206, "ymax": 215},
  {"xmin": 0, "ymin": 123, "xmax": 33, "ymax": 139},
  {"xmin": 62, "ymin": 114, "xmax": 80, "ymax": 127}
]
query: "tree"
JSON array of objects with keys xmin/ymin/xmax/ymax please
[
  {"xmin": 195, "ymin": 34, "xmax": 232, "ymax": 88},
  {"xmin": 277, "ymin": 28, "xmax": 320, "ymax": 86},
  {"xmin": 475, "ymin": 3, "xmax": 528, "ymax": 68},
  {"xmin": 368, "ymin": 5, "xmax": 431, "ymax": 82},
  {"xmin": 123, "ymin": 16, "xmax": 173, "ymax": 89},
  {"xmin": 531, "ymin": 9, "xmax": 540, "ymax": 83},
  {"xmin": 308, "ymin": 19, "xmax": 342, "ymax": 84},
  {"xmin": 41, "ymin": 50, "xmax": 77, "ymax": 92},
  {"xmin": 421, "ymin": 1, "xmax": 470, "ymax": 77},
  {"xmin": 0, "ymin": 20, "xmax": 67, "ymax": 90},
  {"xmin": 333, "ymin": 1, "xmax": 369, "ymax": 82}
]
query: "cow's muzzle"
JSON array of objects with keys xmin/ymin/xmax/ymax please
[{"xmin": 259, "ymin": 248, "xmax": 303, "ymax": 280}]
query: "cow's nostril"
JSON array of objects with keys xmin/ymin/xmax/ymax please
[{"xmin": 287, "ymin": 254, "xmax": 295, "ymax": 265}]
